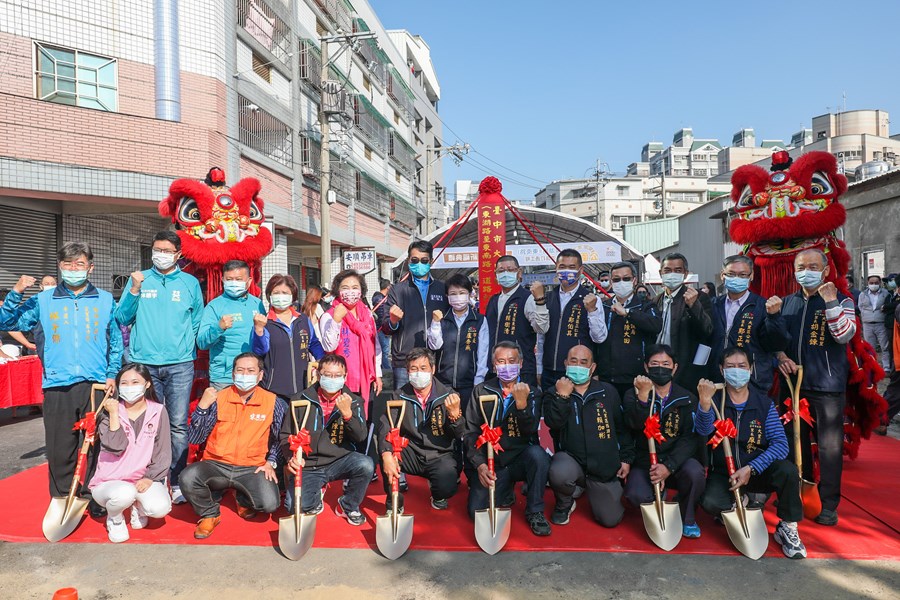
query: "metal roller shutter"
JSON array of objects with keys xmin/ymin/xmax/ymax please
[{"xmin": 0, "ymin": 205, "xmax": 59, "ymax": 295}]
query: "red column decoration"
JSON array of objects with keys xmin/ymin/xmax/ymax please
[{"xmin": 476, "ymin": 177, "xmax": 507, "ymax": 315}]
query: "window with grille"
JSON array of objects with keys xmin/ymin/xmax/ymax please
[
  {"xmin": 35, "ymin": 42, "xmax": 117, "ymax": 111},
  {"xmin": 237, "ymin": 0, "xmax": 290, "ymax": 64},
  {"xmin": 238, "ymin": 96, "xmax": 292, "ymax": 167},
  {"xmin": 252, "ymin": 53, "xmax": 272, "ymax": 82}
]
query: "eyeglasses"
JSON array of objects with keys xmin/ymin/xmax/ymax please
[
  {"xmin": 723, "ymin": 272, "xmax": 751, "ymax": 279},
  {"xmin": 60, "ymin": 260, "xmax": 90, "ymax": 270},
  {"xmin": 152, "ymin": 248, "xmax": 178, "ymax": 255},
  {"xmin": 409, "ymin": 257, "xmax": 431, "ymax": 265},
  {"xmin": 610, "ymin": 276, "xmax": 633, "ymax": 283}
]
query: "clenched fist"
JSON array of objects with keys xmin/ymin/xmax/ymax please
[
  {"xmin": 335, "ymin": 393, "xmax": 353, "ymax": 418},
  {"xmin": 555, "ymin": 377, "xmax": 574, "ymax": 398},
  {"xmin": 765, "ymin": 295, "xmax": 782, "ymax": 315},
  {"xmin": 432, "ymin": 310, "xmax": 444, "ymax": 323},
  {"xmin": 198, "ymin": 386, "xmax": 218, "ymax": 409},
  {"xmin": 444, "ymin": 393, "xmax": 461, "ymax": 420},
  {"xmin": 512, "ymin": 382, "xmax": 530, "ymax": 409},
  {"xmin": 219, "ymin": 314, "xmax": 234, "ymax": 330},
  {"xmin": 611, "ymin": 301, "xmax": 628, "ymax": 317},
  {"xmin": 633, "ymin": 375, "xmax": 654, "ymax": 401},
  {"xmin": 696, "ymin": 378, "xmax": 717, "ymax": 411},
  {"xmin": 683, "ymin": 286, "xmax": 699, "ymax": 307},
  {"xmin": 130, "ymin": 271, "xmax": 145, "ymax": 294},
  {"xmin": 530, "ymin": 281, "xmax": 545, "ymax": 300},
  {"xmin": 584, "ymin": 293, "xmax": 598, "ymax": 312},
  {"xmin": 253, "ymin": 313, "xmax": 268, "ymax": 334},
  {"xmin": 13, "ymin": 275, "xmax": 36, "ymax": 294},
  {"xmin": 818, "ymin": 281, "xmax": 838, "ymax": 303},
  {"xmin": 389, "ymin": 304, "xmax": 404, "ymax": 325},
  {"xmin": 332, "ymin": 301, "xmax": 349, "ymax": 322}
]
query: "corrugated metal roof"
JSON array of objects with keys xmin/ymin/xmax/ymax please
[{"xmin": 623, "ymin": 218, "xmax": 679, "ymax": 254}]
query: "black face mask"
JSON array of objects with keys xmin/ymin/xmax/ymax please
[
  {"xmin": 647, "ymin": 366, "xmax": 674, "ymax": 386},
  {"xmin": 636, "ymin": 292, "xmax": 649, "ymax": 301}
]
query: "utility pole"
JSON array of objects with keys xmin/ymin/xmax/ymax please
[
  {"xmin": 319, "ymin": 39, "xmax": 331, "ymax": 283},
  {"xmin": 661, "ymin": 167, "xmax": 666, "ymax": 219},
  {"xmin": 422, "ymin": 143, "xmax": 469, "ymax": 234},
  {"xmin": 591, "ymin": 159, "xmax": 611, "ymax": 228}
]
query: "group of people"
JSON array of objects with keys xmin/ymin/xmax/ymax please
[{"xmin": 0, "ymin": 231, "xmax": 866, "ymax": 560}]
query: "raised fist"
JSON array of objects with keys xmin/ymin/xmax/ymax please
[
  {"xmin": 13, "ymin": 275, "xmax": 36, "ymax": 294},
  {"xmin": 199, "ymin": 386, "xmax": 218, "ymax": 409},
  {"xmin": 389, "ymin": 304, "xmax": 404, "ymax": 325},
  {"xmin": 818, "ymin": 282, "xmax": 838, "ymax": 303},
  {"xmin": 332, "ymin": 301, "xmax": 349, "ymax": 322},
  {"xmin": 253, "ymin": 313, "xmax": 268, "ymax": 334},
  {"xmin": 432, "ymin": 310, "xmax": 444, "ymax": 323},
  {"xmin": 555, "ymin": 377, "xmax": 574, "ymax": 398},
  {"xmin": 130, "ymin": 271, "xmax": 145, "ymax": 294},
  {"xmin": 512, "ymin": 382, "xmax": 530, "ymax": 409},
  {"xmin": 683, "ymin": 287, "xmax": 699, "ymax": 307},
  {"xmin": 765, "ymin": 295, "xmax": 782, "ymax": 315},
  {"xmin": 530, "ymin": 281, "xmax": 545, "ymax": 300},
  {"xmin": 633, "ymin": 375, "xmax": 654, "ymax": 400},
  {"xmin": 219, "ymin": 314, "xmax": 234, "ymax": 331},
  {"xmin": 444, "ymin": 393, "xmax": 461, "ymax": 420},
  {"xmin": 335, "ymin": 393, "xmax": 353, "ymax": 418},
  {"xmin": 584, "ymin": 293, "xmax": 598, "ymax": 312}
]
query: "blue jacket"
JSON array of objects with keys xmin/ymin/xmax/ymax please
[
  {"xmin": 197, "ymin": 292, "xmax": 265, "ymax": 385},
  {"xmin": 114, "ymin": 267, "xmax": 204, "ymax": 366},
  {"xmin": 0, "ymin": 284, "xmax": 124, "ymax": 388}
]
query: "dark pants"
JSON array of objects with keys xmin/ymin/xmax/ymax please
[
  {"xmin": 787, "ymin": 390, "xmax": 846, "ymax": 511},
  {"xmin": 179, "ymin": 460, "xmax": 280, "ymax": 519},
  {"xmin": 380, "ymin": 446, "xmax": 459, "ymax": 508},
  {"xmin": 700, "ymin": 459, "xmax": 802, "ymax": 523},
  {"xmin": 466, "ymin": 445, "xmax": 549, "ymax": 519},
  {"xmin": 624, "ymin": 458, "xmax": 706, "ymax": 525},
  {"xmin": 43, "ymin": 381, "xmax": 100, "ymax": 498},
  {"xmin": 285, "ymin": 452, "xmax": 374, "ymax": 513},
  {"xmin": 549, "ymin": 451, "xmax": 625, "ymax": 527},
  {"xmin": 147, "ymin": 361, "xmax": 195, "ymax": 481},
  {"xmin": 884, "ymin": 368, "xmax": 900, "ymax": 422}
]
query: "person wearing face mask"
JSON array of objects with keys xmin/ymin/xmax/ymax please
[
  {"xmin": 635, "ymin": 285, "xmax": 653, "ymax": 303},
  {"xmin": 696, "ymin": 348, "xmax": 806, "ymax": 558},
  {"xmin": 197, "ymin": 260, "xmax": 266, "ymax": 391},
  {"xmin": 382, "ymin": 241, "xmax": 449, "ymax": 390},
  {"xmin": 484, "ymin": 256, "xmax": 549, "ymax": 388},
  {"xmin": 428, "ymin": 274, "xmax": 489, "ymax": 412},
  {"xmin": 251, "ymin": 274, "xmax": 325, "ymax": 402},
  {"xmin": 709, "ymin": 255, "xmax": 788, "ymax": 395},
  {"xmin": 180, "ymin": 353, "xmax": 284, "ymax": 538},
  {"xmin": 595, "ymin": 262, "xmax": 662, "ymax": 400},
  {"xmin": 857, "ymin": 274, "xmax": 891, "ymax": 373},
  {"xmin": 279, "ymin": 354, "xmax": 373, "ymax": 525},
  {"xmin": 654, "ymin": 252, "xmax": 713, "ymax": 393},
  {"xmin": 544, "ymin": 345, "xmax": 634, "ymax": 529},
  {"xmin": 115, "ymin": 231, "xmax": 204, "ymax": 504},
  {"xmin": 372, "ymin": 278, "xmax": 392, "ymax": 371},
  {"xmin": 776, "ymin": 248, "xmax": 856, "ymax": 527},
  {"xmin": 464, "ymin": 342, "xmax": 551, "ymax": 536},
  {"xmin": 378, "ymin": 348, "xmax": 464, "ymax": 512},
  {"xmin": 1, "ymin": 243, "xmax": 123, "ymax": 518},
  {"xmin": 89, "ymin": 364, "xmax": 173, "ymax": 543},
  {"xmin": 623, "ymin": 345, "xmax": 706, "ymax": 538}
]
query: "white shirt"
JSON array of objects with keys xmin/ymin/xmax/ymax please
[
  {"xmin": 725, "ymin": 290, "xmax": 750, "ymax": 334},
  {"xmin": 498, "ymin": 285, "xmax": 550, "ymax": 335}
]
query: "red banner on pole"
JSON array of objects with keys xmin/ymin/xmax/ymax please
[{"xmin": 476, "ymin": 177, "xmax": 507, "ymax": 314}]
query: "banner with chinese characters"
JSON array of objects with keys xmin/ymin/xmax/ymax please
[{"xmin": 477, "ymin": 195, "xmax": 506, "ymax": 314}]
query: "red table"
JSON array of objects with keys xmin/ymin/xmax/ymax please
[{"xmin": 0, "ymin": 355, "xmax": 44, "ymax": 408}]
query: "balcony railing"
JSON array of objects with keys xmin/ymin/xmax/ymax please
[
  {"xmin": 387, "ymin": 67, "xmax": 415, "ymax": 120},
  {"xmin": 298, "ymin": 39, "xmax": 323, "ymax": 92},
  {"xmin": 237, "ymin": 0, "xmax": 290, "ymax": 64},
  {"xmin": 354, "ymin": 95, "xmax": 390, "ymax": 153},
  {"xmin": 238, "ymin": 95, "xmax": 292, "ymax": 168},
  {"xmin": 356, "ymin": 171, "xmax": 390, "ymax": 217},
  {"xmin": 313, "ymin": 0, "xmax": 352, "ymax": 34},
  {"xmin": 389, "ymin": 131, "xmax": 415, "ymax": 177}
]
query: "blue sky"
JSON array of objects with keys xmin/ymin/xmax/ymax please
[{"xmin": 371, "ymin": 0, "xmax": 900, "ymax": 202}]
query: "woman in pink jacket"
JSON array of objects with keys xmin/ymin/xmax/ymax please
[{"xmin": 89, "ymin": 363, "xmax": 172, "ymax": 543}]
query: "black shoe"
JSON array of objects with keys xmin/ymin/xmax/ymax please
[
  {"xmin": 550, "ymin": 499, "xmax": 576, "ymax": 525},
  {"xmin": 526, "ymin": 512, "xmax": 552, "ymax": 536},
  {"xmin": 814, "ymin": 508, "xmax": 838, "ymax": 526},
  {"xmin": 430, "ymin": 497, "xmax": 449, "ymax": 510},
  {"xmin": 88, "ymin": 499, "xmax": 107, "ymax": 518}
]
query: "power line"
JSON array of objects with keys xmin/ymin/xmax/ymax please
[{"xmin": 470, "ymin": 149, "xmax": 548, "ymax": 184}]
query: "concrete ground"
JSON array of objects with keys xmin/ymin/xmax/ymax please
[{"xmin": 1, "ymin": 407, "xmax": 899, "ymax": 600}]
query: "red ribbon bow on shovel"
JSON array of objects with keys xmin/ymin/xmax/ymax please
[
  {"xmin": 72, "ymin": 411, "xmax": 97, "ymax": 440},
  {"xmin": 288, "ymin": 429, "xmax": 312, "ymax": 456},
  {"xmin": 475, "ymin": 423, "xmax": 504, "ymax": 453},
  {"xmin": 707, "ymin": 418, "xmax": 737, "ymax": 449},
  {"xmin": 385, "ymin": 428, "xmax": 410, "ymax": 461},
  {"xmin": 781, "ymin": 397, "xmax": 815, "ymax": 427},
  {"xmin": 643, "ymin": 413, "xmax": 666, "ymax": 443}
]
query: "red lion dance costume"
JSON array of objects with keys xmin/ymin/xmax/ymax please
[
  {"xmin": 158, "ymin": 167, "xmax": 272, "ymax": 301},
  {"xmin": 730, "ymin": 150, "xmax": 886, "ymax": 458}
]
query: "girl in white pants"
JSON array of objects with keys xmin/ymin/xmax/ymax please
[{"xmin": 89, "ymin": 363, "xmax": 173, "ymax": 542}]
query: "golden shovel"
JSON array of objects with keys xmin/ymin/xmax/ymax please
[
  {"xmin": 376, "ymin": 400, "xmax": 414, "ymax": 560},
  {"xmin": 473, "ymin": 395, "xmax": 512, "ymax": 555},
  {"xmin": 783, "ymin": 366, "xmax": 822, "ymax": 519},
  {"xmin": 278, "ymin": 399, "xmax": 316, "ymax": 560},
  {"xmin": 639, "ymin": 390, "xmax": 682, "ymax": 551},
  {"xmin": 42, "ymin": 383, "xmax": 110, "ymax": 542}
]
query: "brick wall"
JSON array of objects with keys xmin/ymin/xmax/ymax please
[{"xmin": 239, "ymin": 157, "xmax": 293, "ymax": 211}]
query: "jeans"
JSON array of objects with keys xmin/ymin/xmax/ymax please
[
  {"xmin": 284, "ymin": 452, "xmax": 375, "ymax": 513},
  {"xmin": 378, "ymin": 332, "xmax": 391, "ymax": 371},
  {"xmin": 178, "ymin": 460, "xmax": 280, "ymax": 519},
  {"xmin": 392, "ymin": 367, "xmax": 409, "ymax": 391},
  {"xmin": 147, "ymin": 361, "xmax": 195, "ymax": 481}
]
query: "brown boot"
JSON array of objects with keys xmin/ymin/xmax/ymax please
[
  {"xmin": 194, "ymin": 516, "xmax": 221, "ymax": 539},
  {"xmin": 236, "ymin": 504, "xmax": 258, "ymax": 520}
]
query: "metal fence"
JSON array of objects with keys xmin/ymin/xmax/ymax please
[
  {"xmin": 238, "ymin": 95, "xmax": 293, "ymax": 168},
  {"xmin": 236, "ymin": 0, "xmax": 291, "ymax": 64}
]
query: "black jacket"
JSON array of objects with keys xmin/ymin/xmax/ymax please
[
  {"xmin": 782, "ymin": 290, "xmax": 852, "ymax": 393},
  {"xmin": 710, "ymin": 292, "xmax": 788, "ymax": 394},
  {"xmin": 544, "ymin": 284, "xmax": 595, "ymax": 372},
  {"xmin": 623, "ymin": 383, "xmax": 701, "ymax": 473},
  {"xmin": 278, "ymin": 384, "xmax": 368, "ymax": 469},
  {"xmin": 381, "ymin": 276, "xmax": 449, "ymax": 367},
  {"xmin": 372, "ymin": 290, "xmax": 388, "ymax": 328},
  {"xmin": 464, "ymin": 380, "xmax": 540, "ymax": 471},
  {"xmin": 378, "ymin": 379, "xmax": 465, "ymax": 461},
  {"xmin": 654, "ymin": 287, "xmax": 714, "ymax": 390},
  {"xmin": 485, "ymin": 286, "xmax": 539, "ymax": 379},
  {"xmin": 258, "ymin": 315, "xmax": 324, "ymax": 398},
  {"xmin": 436, "ymin": 308, "xmax": 484, "ymax": 392},
  {"xmin": 543, "ymin": 380, "xmax": 635, "ymax": 482},
  {"xmin": 595, "ymin": 294, "xmax": 662, "ymax": 384}
]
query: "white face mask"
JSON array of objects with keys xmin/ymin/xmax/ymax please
[
  {"xmin": 408, "ymin": 371, "xmax": 432, "ymax": 390},
  {"xmin": 612, "ymin": 280, "xmax": 634, "ymax": 298},
  {"xmin": 868, "ymin": 284, "xmax": 882, "ymax": 292},
  {"xmin": 152, "ymin": 251, "xmax": 177, "ymax": 271},
  {"xmin": 661, "ymin": 273, "xmax": 685, "ymax": 290},
  {"xmin": 118, "ymin": 384, "xmax": 146, "ymax": 403},
  {"xmin": 270, "ymin": 293, "xmax": 293, "ymax": 309}
]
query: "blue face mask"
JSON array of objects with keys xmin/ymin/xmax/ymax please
[
  {"xmin": 557, "ymin": 269, "xmax": 579, "ymax": 286},
  {"xmin": 724, "ymin": 276, "xmax": 750, "ymax": 294},
  {"xmin": 497, "ymin": 271, "xmax": 519, "ymax": 289},
  {"xmin": 224, "ymin": 280, "xmax": 248, "ymax": 298},
  {"xmin": 409, "ymin": 262, "xmax": 431, "ymax": 278},
  {"xmin": 723, "ymin": 367, "xmax": 752, "ymax": 389},
  {"xmin": 319, "ymin": 376, "xmax": 345, "ymax": 394},
  {"xmin": 565, "ymin": 365, "xmax": 591, "ymax": 385},
  {"xmin": 233, "ymin": 373, "xmax": 258, "ymax": 392},
  {"xmin": 795, "ymin": 270, "xmax": 824, "ymax": 289},
  {"xmin": 60, "ymin": 269, "xmax": 88, "ymax": 287}
]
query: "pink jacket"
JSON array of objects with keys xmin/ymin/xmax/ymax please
[{"xmin": 89, "ymin": 401, "xmax": 165, "ymax": 488}]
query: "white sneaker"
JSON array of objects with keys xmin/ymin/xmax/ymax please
[
  {"xmin": 171, "ymin": 485, "xmax": 186, "ymax": 505},
  {"xmin": 106, "ymin": 517, "xmax": 129, "ymax": 543},
  {"xmin": 774, "ymin": 520, "xmax": 807, "ymax": 559},
  {"xmin": 130, "ymin": 505, "xmax": 148, "ymax": 530}
]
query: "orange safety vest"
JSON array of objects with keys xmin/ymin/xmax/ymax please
[{"xmin": 203, "ymin": 387, "xmax": 277, "ymax": 467}]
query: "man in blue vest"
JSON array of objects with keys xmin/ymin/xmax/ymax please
[
  {"xmin": 485, "ymin": 255, "xmax": 549, "ymax": 388},
  {"xmin": 115, "ymin": 231, "xmax": 204, "ymax": 504},
  {"xmin": 0, "ymin": 242, "xmax": 123, "ymax": 512}
]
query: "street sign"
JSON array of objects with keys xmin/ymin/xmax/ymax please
[{"xmin": 342, "ymin": 249, "xmax": 377, "ymax": 274}]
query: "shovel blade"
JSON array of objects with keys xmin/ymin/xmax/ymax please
[
  {"xmin": 375, "ymin": 513, "xmax": 414, "ymax": 560},
  {"xmin": 640, "ymin": 501, "xmax": 682, "ymax": 551},
  {"xmin": 474, "ymin": 507, "xmax": 512, "ymax": 555},
  {"xmin": 277, "ymin": 513, "xmax": 317, "ymax": 561},
  {"xmin": 42, "ymin": 496, "xmax": 89, "ymax": 543},
  {"xmin": 722, "ymin": 506, "xmax": 769, "ymax": 560}
]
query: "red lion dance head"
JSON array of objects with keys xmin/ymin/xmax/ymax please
[
  {"xmin": 159, "ymin": 168, "xmax": 272, "ymax": 300},
  {"xmin": 729, "ymin": 150, "xmax": 885, "ymax": 457}
]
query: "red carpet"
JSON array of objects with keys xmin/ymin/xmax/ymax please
[{"xmin": 1, "ymin": 436, "xmax": 898, "ymax": 560}]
